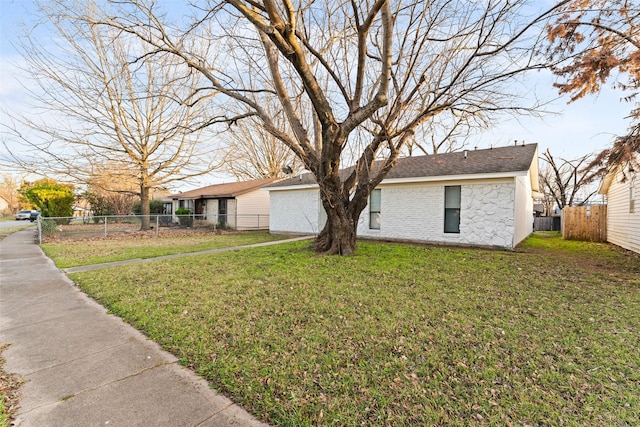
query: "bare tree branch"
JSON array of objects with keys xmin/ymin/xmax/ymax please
[
  {"xmin": 2, "ymin": 0, "xmax": 225, "ymax": 229},
  {"xmin": 87, "ymin": 0, "xmax": 570, "ymax": 254}
]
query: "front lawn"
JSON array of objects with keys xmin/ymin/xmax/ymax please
[
  {"xmin": 41, "ymin": 230, "xmax": 289, "ymax": 268},
  {"xmin": 66, "ymin": 233, "xmax": 640, "ymax": 426}
]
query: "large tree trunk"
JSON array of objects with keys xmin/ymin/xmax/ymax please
[
  {"xmin": 312, "ymin": 177, "xmax": 370, "ymax": 255},
  {"xmin": 140, "ymin": 185, "xmax": 150, "ymax": 230},
  {"xmin": 313, "ymin": 204, "xmax": 357, "ymax": 255}
]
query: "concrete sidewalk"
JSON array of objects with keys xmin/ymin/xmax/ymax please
[{"xmin": 0, "ymin": 229, "xmax": 270, "ymax": 427}]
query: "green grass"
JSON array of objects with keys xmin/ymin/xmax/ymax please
[
  {"xmin": 0, "ymin": 396, "xmax": 6, "ymax": 427},
  {"xmin": 0, "ymin": 392, "xmax": 6, "ymax": 427},
  {"xmin": 64, "ymin": 234, "xmax": 640, "ymax": 426},
  {"xmin": 40, "ymin": 231, "xmax": 289, "ymax": 268}
]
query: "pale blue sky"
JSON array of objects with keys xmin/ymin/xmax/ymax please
[{"xmin": 0, "ymin": 0, "xmax": 634, "ymax": 188}]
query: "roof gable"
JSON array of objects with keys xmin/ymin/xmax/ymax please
[
  {"xmin": 171, "ymin": 178, "xmax": 280, "ymax": 199},
  {"xmin": 598, "ymin": 152, "xmax": 640, "ymax": 195},
  {"xmin": 267, "ymin": 144, "xmax": 538, "ymax": 188}
]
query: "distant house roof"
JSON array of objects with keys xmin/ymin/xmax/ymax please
[
  {"xmin": 170, "ymin": 178, "xmax": 280, "ymax": 200},
  {"xmin": 267, "ymin": 144, "xmax": 539, "ymax": 190}
]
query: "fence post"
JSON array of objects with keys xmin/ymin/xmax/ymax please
[
  {"xmin": 156, "ymin": 215, "xmax": 159, "ymax": 237},
  {"xmin": 104, "ymin": 216, "xmax": 107, "ymax": 239},
  {"xmin": 37, "ymin": 216, "xmax": 42, "ymax": 244}
]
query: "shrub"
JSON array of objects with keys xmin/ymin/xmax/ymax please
[
  {"xmin": 53, "ymin": 217, "xmax": 72, "ymax": 225},
  {"xmin": 175, "ymin": 208, "xmax": 193, "ymax": 227},
  {"xmin": 20, "ymin": 179, "xmax": 74, "ymax": 218},
  {"xmin": 41, "ymin": 219, "xmax": 59, "ymax": 235},
  {"xmin": 133, "ymin": 199, "xmax": 166, "ymax": 215}
]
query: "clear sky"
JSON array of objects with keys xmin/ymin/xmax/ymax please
[{"xmin": 0, "ymin": 0, "xmax": 634, "ymax": 189}]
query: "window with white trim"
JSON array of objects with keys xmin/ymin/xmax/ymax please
[
  {"xmin": 369, "ymin": 189, "xmax": 381, "ymax": 230},
  {"xmin": 444, "ymin": 185, "xmax": 461, "ymax": 233}
]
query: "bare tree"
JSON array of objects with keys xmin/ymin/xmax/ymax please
[
  {"xmin": 83, "ymin": 163, "xmax": 143, "ymax": 216},
  {"xmin": 2, "ymin": 1, "xmax": 224, "ymax": 230},
  {"xmin": 222, "ymin": 114, "xmax": 302, "ymax": 180},
  {"xmin": 90, "ymin": 0, "xmax": 568, "ymax": 254},
  {"xmin": 539, "ymin": 149, "xmax": 602, "ymax": 210}
]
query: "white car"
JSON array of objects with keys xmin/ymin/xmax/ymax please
[{"xmin": 15, "ymin": 210, "xmax": 32, "ymax": 220}]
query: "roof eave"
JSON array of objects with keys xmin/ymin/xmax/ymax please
[
  {"xmin": 169, "ymin": 178, "xmax": 280, "ymax": 200},
  {"xmin": 265, "ymin": 171, "xmax": 529, "ymax": 191},
  {"xmin": 598, "ymin": 169, "xmax": 617, "ymax": 195},
  {"xmin": 529, "ymin": 145, "xmax": 540, "ymax": 192},
  {"xmin": 380, "ymin": 171, "xmax": 529, "ymax": 185},
  {"xmin": 264, "ymin": 183, "xmax": 318, "ymax": 192}
]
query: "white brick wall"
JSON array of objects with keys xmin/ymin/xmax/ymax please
[
  {"xmin": 270, "ymin": 188, "xmax": 321, "ymax": 234},
  {"xmin": 357, "ymin": 183, "xmax": 446, "ymax": 241},
  {"xmin": 269, "ymin": 179, "xmax": 524, "ymax": 248}
]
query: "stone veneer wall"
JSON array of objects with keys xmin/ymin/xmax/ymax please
[{"xmin": 459, "ymin": 183, "xmax": 515, "ymax": 248}]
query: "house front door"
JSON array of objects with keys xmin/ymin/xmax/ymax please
[{"xmin": 195, "ymin": 199, "xmax": 205, "ymax": 218}]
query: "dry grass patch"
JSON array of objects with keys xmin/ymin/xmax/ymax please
[
  {"xmin": 41, "ymin": 230, "xmax": 289, "ymax": 268},
  {"xmin": 0, "ymin": 224, "xmax": 34, "ymax": 242},
  {"xmin": 0, "ymin": 345, "xmax": 23, "ymax": 427}
]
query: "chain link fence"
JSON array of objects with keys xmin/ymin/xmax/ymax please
[{"xmin": 36, "ymin": 213, "xmax": 269, "ymax": 243}]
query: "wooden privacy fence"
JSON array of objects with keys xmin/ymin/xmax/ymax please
[
  {"xmin": 562, "ymin": 205, "xmax": 607, "ymax": 242},
  {"xmin": 534, "ymin": 216, "xmax": 562, "ymax": 232}
]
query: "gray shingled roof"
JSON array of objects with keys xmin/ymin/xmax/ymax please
[
  {"xmin": 170, "ymin": 177, "xmax": 280, "ymax": 199},
  {"xmin": 268, "ymin": 143, "xmax": 538, "ymax": 187}
]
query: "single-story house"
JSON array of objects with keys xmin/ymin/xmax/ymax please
[
  {"xmin": 598, "ymin": 158, "xmax": 639, "ymax": 254},
  {"xmin": 169, "ymin": 178, "xmax": 279, "ymax": 230},
  {"xmin": 265, "ymin": 144, "xmax": 540, "ymax": 249}
]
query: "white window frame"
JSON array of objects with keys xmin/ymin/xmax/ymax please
[
  {"xmin": 369, "ymin": 189, "xmax": 381, "ymax": 230},
  {"xmin": 444, "ymin": 185, "xmax": 461, "ymax": 234}
]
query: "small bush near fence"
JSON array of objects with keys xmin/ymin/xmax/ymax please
[{"xmin": 37, "ymin": 213, "xmax": 269, "ymax": 243}]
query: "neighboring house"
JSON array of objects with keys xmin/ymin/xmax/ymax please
[
  {"xmin": 72, "ymin": 197, "xmax": 92, "ymax": 218},
  {"xmin": 169, "ymin": 178, "xmax": 279, "ymax": 230},
  {"xmin": 598, "ymin": 159, "xmax": 640, "ymax": 254},
  {"xmin": 265, "ymin": 144, "xmax": 540, "ymax": 249}
]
